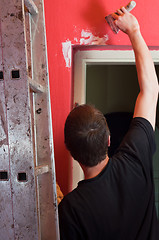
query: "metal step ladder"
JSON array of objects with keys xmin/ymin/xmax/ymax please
[{"xmin": 0, "ymin": 0, "xmax": 59, "ymax": 239}]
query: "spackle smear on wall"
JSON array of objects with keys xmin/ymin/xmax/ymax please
[
  {"xmin": 62, "ymin": 29, "xmax": 109, "ymax": 68},
  {"xmin": 80, "ymin": 30, "xmax": 109, "ymax": 45},
  {"xmin": 62, "ymin": 41, "xmax": 72, "ymax": 68}
]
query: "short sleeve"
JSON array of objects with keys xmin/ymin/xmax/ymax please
[{"xmin": 116, "ymin": 117, "xmax": 156, "ymax": 174}]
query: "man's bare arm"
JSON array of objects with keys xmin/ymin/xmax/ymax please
[{"xmin": 114, "ymin": 7, "xmax": 159, "ymax": 129}]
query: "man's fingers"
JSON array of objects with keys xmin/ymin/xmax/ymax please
[
  {"xmin": 120, "ymin": 6, "xmax": 128, "ymax": 14},
  {"xmin": 112, "ymin": 7, "xmax": 126, "ymax": 20},
  {"xmin": 116, "ymin": 9, "xmax": 123, "ymax": 15},
  {"xmin": 112, "ymin": 13, "xmax": 118, "ymax": 20}
]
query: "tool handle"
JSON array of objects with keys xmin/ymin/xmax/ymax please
[{"xmin": 125, "ymin": 1, "xmax": 136, "ymax": 12}]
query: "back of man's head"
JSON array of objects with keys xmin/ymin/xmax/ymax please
[{"xmin": 64, "ymin": 104, "xmax": 110, "ymax": 167}]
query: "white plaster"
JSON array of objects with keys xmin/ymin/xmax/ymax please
[
  {"xmin": 62, "ymin": 40, "xmax": 72, "ymax": 68},
  {"xmin": 74, "ymin": 37, "xmax": 78, "ymax": 42},
  {"xmin": 62, "ymin": 30, "xmax": 109, "ymax": 68},
  {"xmin": 80, "ymin": 29, "xmax": 109, "ymax": 45},
  {"xmin": 80, "ymin": 29, "xmax": 94, "ymax": 45}
]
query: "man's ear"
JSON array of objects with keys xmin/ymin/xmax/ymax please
[{"xmin": 108, "ymin": 135, "xmax": 111, "ymax": 147}]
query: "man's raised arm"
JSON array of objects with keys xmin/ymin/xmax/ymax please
[{"xmin": 114, "ymin": 7, "xmax": 159, "ymax": 130}]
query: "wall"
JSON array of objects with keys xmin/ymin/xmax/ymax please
[{"xmin": 43, "ymin": 0, "xmax": 159, "ymax": 195}]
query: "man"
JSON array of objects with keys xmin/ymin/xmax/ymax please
[{"xmin": 58, "ymin": 7, "xmax": 159, "ymax": 240}]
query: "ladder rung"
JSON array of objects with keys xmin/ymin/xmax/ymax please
[
  {"xmin": 35, "ymin": 164, "xmax": 49, "ymax": 176},
  {"xmin": 29, "ymin": 77, "xmax": 46, "ymax": 93},
  {"xmin": 24, "ymin": 0, "xmax": 38, "ymax": 15}
]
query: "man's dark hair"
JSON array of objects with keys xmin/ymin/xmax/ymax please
[{"xmin": 64, "ymin": 104, "xmax": 110, "ymax": 167}]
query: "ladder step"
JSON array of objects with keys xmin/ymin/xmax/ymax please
[
  {"xmin": 35, "ymin": 164, "xmax": 49, "ymax": 176},
  {"xmin": 29, "ymin": 77, "xmax": 46, "ymax": 93},
  {"xmin": 24, "ymin": 0, "xmax": 38, "ymax": 15}
]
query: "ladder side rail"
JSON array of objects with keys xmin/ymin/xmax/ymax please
[
  {"xmin": 0, "ymin": 0, "xmax": 39, "ymax": 238},
  {"xmin": 30, "ymin": 0, "xmax": 59, "ymax": 239},
  {"xmin": 0, "ymin": 45, "xmax": 15, "ymax": 239}
]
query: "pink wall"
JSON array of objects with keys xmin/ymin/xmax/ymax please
[{"xmin": 44, "ymin": 0, "xmax": 159, "ymax": 195}]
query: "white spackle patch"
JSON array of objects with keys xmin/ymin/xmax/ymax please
[
  {"xmin": 80, "ymin": 29, "xmax": 109, "ymax": 45},
  {"xmin": 62, "ymin": 40, "xmax": 72, "ymax": 68},
  {"xmin": 74, "ymin": 37, "xmax": 78, "ymax": 43},
  {"xmin": 80, "ymin": 30, "xmax": 94, "ymax": 45},
  {"xmin": 62, "ymin": 30, "xmax": 109, "ymax": 68}
]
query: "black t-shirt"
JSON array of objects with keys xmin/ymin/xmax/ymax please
[{"xmin": 58, "ymin": 117, "xmax": 159, "ymax": 240}]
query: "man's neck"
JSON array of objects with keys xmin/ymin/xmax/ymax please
[{"xmin": 80, "ymin": 156, "xmax": 109, "ymax": 180}]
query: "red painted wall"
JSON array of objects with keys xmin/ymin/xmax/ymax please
[{"xmin": 44, "ymin": 0, "xmax": 159, "ymax": 195}]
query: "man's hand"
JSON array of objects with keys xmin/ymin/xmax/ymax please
[{"xmin": 113, "ymin": 7, "xmax": 140, "ymax": 36}]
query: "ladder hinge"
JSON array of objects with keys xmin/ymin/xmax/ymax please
[
  {"xmin": 35, "ymin": 164, "xmax": 50, "ymax": 176},
  {"xmin": 29, "ymin": 77, "xmax": 46, "ymax": 93},
  {"xmin": 24, "ymin": 0, "xmax": 38, "ymax": 15}
]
